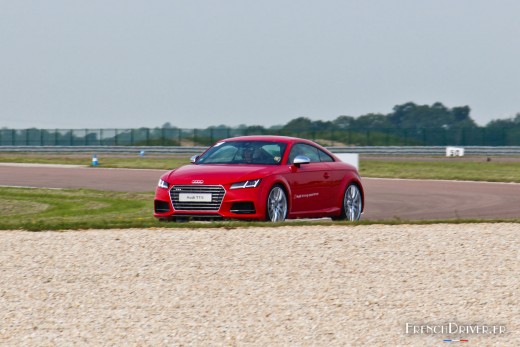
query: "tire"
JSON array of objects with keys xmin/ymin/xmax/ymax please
[
  {"xmin": 336, "ymin": 184, "xmax": 362, "ymax": 221},
  {"xmin": 266, "ymin": 185, "xmax": 288, "ymax": 222}
]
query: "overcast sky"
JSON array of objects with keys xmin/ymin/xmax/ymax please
[{"xmin": 1, "ymin": 0, "xmax": 519, "ymax": 129}]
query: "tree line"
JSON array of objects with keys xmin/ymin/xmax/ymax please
[
  {"xmin": 184, "ymin": 102, "xmax": 520, "ymax": 146},
  {"xmin": 2, "ymin": 102, "xmax": 520, "ymax": 146},
  {"xmin": 199, "ymin": 101, "xmax": 516, "ymax": 133}
]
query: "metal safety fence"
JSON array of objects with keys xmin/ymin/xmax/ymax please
[{"xmin": 0, "ymin": 127, "xmax": 517, "ymax": 147}]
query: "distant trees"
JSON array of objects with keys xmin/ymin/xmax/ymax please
[
  {"xmin": 276, "ymin": 102, "xmax": 478, "ymax": 132},
  {"xmin": 229, "ymin": 102, "xmax": 520, "ymax": 146},
  {"xmin": 486, "ymin": 113, "xmax": 520, "ymax": 128},
  {"xmin": 353, "ymin": 113, "xmax": 391, "ymax": 129},
  {"xmin": 333, "ymin": 116, "xmax": 355, "ymax": 129},
  {"xmin": 4, "ymin": 102, "xmax": 520, "ymax": 146},
  {"xmin": 485, "ymin": 113, "xmax": 520, "ymax": 146},
  {"xmin": 388, "ymin": 102, "xmax": 476, "ymax": 129}
]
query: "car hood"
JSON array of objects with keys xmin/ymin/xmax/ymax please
[{"xmin": 163, "ymin": 164, "xmax": 276, "ymax": 185}]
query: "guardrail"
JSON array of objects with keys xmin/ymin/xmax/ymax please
[{"xmin": 2, "ymin": 146, "xmax": 520, "ymax": 156}]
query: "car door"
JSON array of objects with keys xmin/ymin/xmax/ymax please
[
  {"xmin": 286, "ymin": 143, "xmax": 331, "ymax": 214},
  {"xmin": 318, "ymin": 148, "xmax": 344, "ymax": 207}
]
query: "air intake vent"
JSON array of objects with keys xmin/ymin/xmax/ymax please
[
  {"xmin": 230, "ymin": 202, "xmax": 256, "ymax": 214},
  {"xmin": 154, "ymin": 200, "xmax": 171, "ymax": 213}
]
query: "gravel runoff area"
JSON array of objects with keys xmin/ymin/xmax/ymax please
[{"xmin": 1, "ymin": 224, "xmax": 518, "ymax": 346}]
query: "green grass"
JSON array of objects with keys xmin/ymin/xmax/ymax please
[
  {"xmin": 0, "ymin": 187, "xmax": 156, "ymax": 231},
  {"xmin": 361, "ymin": 160, "xmax": 520, "ymax": 182},
  {"xmin": 0, "ymin": 153, "xmax": 189, "ymax": 170},
  {"xmin": 89, "ymin": 157, "xmax": 189, "ymax": 170}
]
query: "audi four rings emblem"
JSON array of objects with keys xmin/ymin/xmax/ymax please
[{"xmin": 192, "ymin": 180, "xmax": 204, "ymax": 184}]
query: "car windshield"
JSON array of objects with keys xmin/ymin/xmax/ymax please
[{"xmin": 196, "ymin": 141, "xmax": 287, "ymax": 165}]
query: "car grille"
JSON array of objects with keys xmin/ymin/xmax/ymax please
[{"xmin": 170, "ymin": 185, "xmax": 225, "ymax": 211}]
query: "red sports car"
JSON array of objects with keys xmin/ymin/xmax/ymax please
[{"xmin": 154, "ymin": 135, "xmax": 364, "ymax": 222}]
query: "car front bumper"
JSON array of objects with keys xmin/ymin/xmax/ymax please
[{"xmin": 153, "ymin": 184, "xmax": 267, "ymax": 220}]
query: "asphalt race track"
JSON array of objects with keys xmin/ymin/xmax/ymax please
[{"xmin": 1, "ymin": 163, "xmax": 520, "ymax": 221}]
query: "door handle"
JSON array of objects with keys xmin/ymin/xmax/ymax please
[{"xmin": 323, "ymin": 172, "xmax": 330, "ymax": 179}]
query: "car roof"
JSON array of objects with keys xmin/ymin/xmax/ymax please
[{"xmin": 219, "ymin": 135, "xmax": 315, "ymax": 144}]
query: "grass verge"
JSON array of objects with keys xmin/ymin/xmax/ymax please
[
  {"xmin": 0, "ymin": 153, "xmax": 189, "ymax": 170},
  {"xmin": 361, "ymin": 159, "xmax": 520, "ymax": 183},
  {"xmin": 0, "ymin": 187, "xmax": 156, "ymax": 231}
]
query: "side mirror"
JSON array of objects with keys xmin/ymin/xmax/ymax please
[
  {"xmin": 190, "ymin": 155, "xmax": 199, "ymax": 164},
  {"xmin": 293, "ymin": 155, "xmax": 310, "ymax": 167}
]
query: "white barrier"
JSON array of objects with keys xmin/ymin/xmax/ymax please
[
  {"xmin": 446, "ymin": 147, "xmax": 465, "ymax": 157},
  {"xmin": 336, "ymin": 153, "xmax": 359, "ymax": 170}
]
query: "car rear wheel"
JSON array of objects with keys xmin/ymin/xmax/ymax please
[
  {"xmin": 337, "ymin": 184, "xmax": 362, "ymax": 221},
  {"xmin": 266, "ymin": 185, "xmax": 287, "ymax": 222}
]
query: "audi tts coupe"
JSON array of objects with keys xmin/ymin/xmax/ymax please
[{"xmin": 154, "ymin": 135, "xmax": 364, "ymax": 222}]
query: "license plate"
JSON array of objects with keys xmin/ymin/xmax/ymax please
[{"xmin": 179, "ymin": 193, "xmax": 212, "ymax": 202}]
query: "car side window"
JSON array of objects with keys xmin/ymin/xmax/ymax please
[
  {"xmin": 318, "ymin": 149, "xmax": 334, "ymax": 162},
  {"xmin": 288, "ymin": 143, "xmax": 320, "ymax": 163}
]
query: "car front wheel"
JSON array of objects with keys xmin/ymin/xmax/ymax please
[
  {"xmin": 338, "ymin": 184, "xmax": 362, "ymax": 221},
  {"xmin": 266, "ymin": 185, "xmax": 287, "ymax": 222}
]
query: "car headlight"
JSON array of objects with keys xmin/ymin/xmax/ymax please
[
  {"xmin": 157, "ymin": 179, "xmax": 170, "ymax": 189},
  {"xmin": 230, "ymin": 179, "xmax": 261, "ymax": 189}
]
